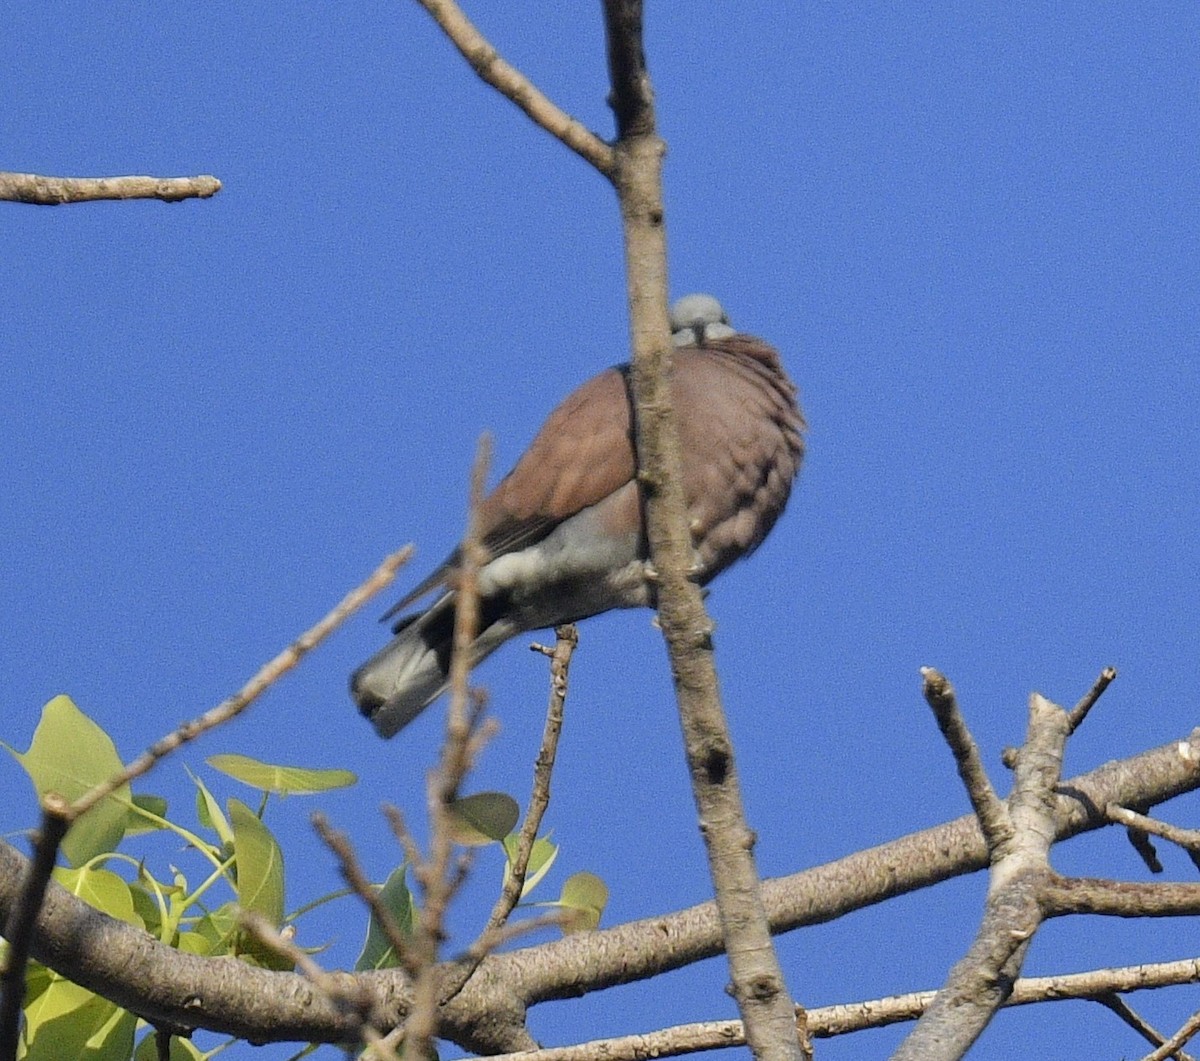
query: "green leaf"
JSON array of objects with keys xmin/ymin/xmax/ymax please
[
  {"xmin": 189, "ymin": 769, "xmax": 234, "ymax": 850},
  {"xmin": 52, "ymin": 866, "xmax": 143, "ymax": 929},
  {"xmin": 21, "ymin": 975, "xmax": 136, "ymax": 1061},
  {"xmin": 557, "ymin": 871, "xmax": 608, "ymax": 933},
  {"xmin": 446, "ymin": 792, "xmax": 519, "ymax": 846},
  {"xmin": 354, "ymin": 866, "xmax": 414, "ymax": 971},
  {"xmin": 5, "ymin": 695, "xmax": 129, "ymax": 866},
  {"xmin": 20, "ymin": 960, "xmax": 53, "ymax": 1008},
  {"xmin": 228, "ymin": 798, "xmax": 289, "ymax": 970},
  {"xmin": 502, "ymin": 834, "xmax": 559, "ymax": 898},
  {"xmin": 183, "ymin": 902, "xmax": 239, "ymax": 956},
  {"xmin": 124, "ymin": 794, "xmax": 169, "ymax": 835},
  {"xmin": 228, "ymin": 799, "xmax": 284, "ymax": 922},
  {"xmin": 206, "ymin": 753, "xmax": 356, "ymax": 794},
  {"xmin": 128, "ymin": 882, "xmax": 163, "ymax": 939},
  {"xmin": 133, "ymin": 1030, "xmax": 206, "ymax": 1061}
]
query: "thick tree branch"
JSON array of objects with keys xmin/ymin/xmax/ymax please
[
  {"xmin": 0, "ymin": 171, "xmax": 221, "ymax": 204},
  {"xmin": 601, "ymin": 3, "xmax": 804, "ymax": 1058},
  {"xmin": 5, "ymin": 722, "xmax": 1196, "ymax": 1053}
]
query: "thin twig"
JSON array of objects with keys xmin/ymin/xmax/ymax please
[
  {"xmin": 441, "ymin": 626, "xmax": 579, "ymax": 1003},
  {"xmin": 0, "ymin": 795, "xmax": 71, "ymax": 1060},
  {"xmin": 1068, "ymin": 665, "xmax": 1118, "ymax": 733},
  {"xmin": 382, "ymin": 804, "xmax": 426, "ymax": 873},
  {"xmin": 313, "ymin": 813, "xmax": 420, "ymax": 979},
  {"xmin": 0, "ymin": 171, "xmax": 221, "ymax": 204},
  {"xmin": 73, "ymin": 547, "xmax": 412, "ymax": 818},
  {"xmin": 1096, "ymin": 994, "xmax": 1196, "ymax": 1061},
  {"xmin": 1003, "ymin": 664, "xmax": 1117, "ymax": 767},
  {"xmin": 1108, "ymin": 804, "xmax": 1200, "ymax": 870},
  {"xmin": 450, "ymin": 911, "xmax": 570, "ymax": 964},
  {"xmin": 410, "ymin": 0, "xmax": 614, "ymax": 176},
  {"xmin": 443, "ymin": 956, "xmax": 1200, "ymax": 1061},
  {"xmin": 406, "ymin": 437, "xmax": 492, "ymax": 1059},
  {"xmin": 1142, "ymin": 1009, "xmax": 1200, "ymax": 1061},
  {"xmin": 920, "ymin": 667, "xmax": 1012, "ymax": 852},
  {"xmin": 240, "ymin": 913, "xmax": 399, "ymax": 1061}
]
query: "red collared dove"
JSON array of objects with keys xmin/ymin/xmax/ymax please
[{"xmin": 351, "ymin": 294, "xmax": 805, "ymax": 737}]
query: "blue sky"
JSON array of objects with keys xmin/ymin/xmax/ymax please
[{"xmin": 4, "ymin": 3, "xmax": 1199, "ymax": 1058}]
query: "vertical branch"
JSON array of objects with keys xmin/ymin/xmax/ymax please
[
  {"xmin": 406, "ymin": 436, "xmax": 493, "ymax": 1058},
  {"xmin": 0, "ymin": 797, "xmax": 71, "ymax": 1060},
  {"xmin": 601, "ymin": 3, "xmax": 806, "ymax": 1059}
]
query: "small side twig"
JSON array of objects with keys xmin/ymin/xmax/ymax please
[
  {"xmin": 405, "ymin": 437, "xmax": 493, "ymax": 1059},
  {"xmin": 1068, "ymin": 665, "xmax": 1118, "ymax": 733},
  {"xmin": 313, "ymin": 813, "xmax": 420, "ymax": 979},
  {"xmin": 1002, "ymin": 664, "xmax": 1117, "ymax": 767},
  {"xmin": 73, "ymin": 547, "xmax": 412, "ymax": 818},
  {"xmin": 1096, "ymin": 994, "xmax": 1196, "ymax": 1061},
  {"xmin": 920, "ymin": 668, "xmax": 1012, "ymax": 852},
  {"xmin": 410, "ymin": 0, "xmax": 614, "ymax": 176},
  {"xmin": 0, "ymin": 171, "xmax": 221, "ymax": 204},
  {"xmin": 240, "ymin": 912, "xmax": 399, "ymax": 1061},
  {"xmin": 441, "ymin": 625, "xmax": 579, "ymax": 1003},
  {"xmin": 1107, "ymin": 804, "xmax": 1200, "ymax": 873},
  {"xmin": 1142, "ymin": 1009, "xmax": 1200, "ymax": 1061}
]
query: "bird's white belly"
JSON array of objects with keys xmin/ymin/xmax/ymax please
[{"xmin": 479, "ymin": 502, "xmax": 650, "ymax": 627}]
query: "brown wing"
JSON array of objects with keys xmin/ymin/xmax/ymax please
[
  {"xmin": 382, "ymin": 367, "xmax": 637, "ymax": 620},
  {"xmin": 478, "ymin": 366, "xmax": 637, "ymax": 555}
]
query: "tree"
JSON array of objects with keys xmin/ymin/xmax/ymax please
[{"xmin": 2, "ymin": 2, "xmax": 1200, "ymax": 1061}]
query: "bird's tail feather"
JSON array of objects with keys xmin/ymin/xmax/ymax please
[
  {"xmin": 350, "ymin": 605, "xmax": 455, "ymax": 738},
  {"xmin": 350, "ymin": 595, "xmax": 518, "ymax": 738}
]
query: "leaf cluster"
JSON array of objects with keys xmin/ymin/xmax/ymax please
[{"xmin": 1, "ymin": 696, "xmax": 605, "ymax": 1060}]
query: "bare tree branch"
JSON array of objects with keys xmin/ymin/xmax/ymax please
[
  {"xmin": 1107, "ymin": 804, "xmax": 1200, "ymax": 871},
  {"xmin": 4, "ymin": 726, "xmax": 1199, "ymax": 1053},
  {"xmin": 921, "ymin": 668, "xmax": 1011, "ymax": 851},
  {"xmin": 1096, "ymin": 993, "xmax": 1196, "ymax": 1061},
  {"xmin": 1142, "ymin": 1008, "xmax": 1200, "ymax": 1061},
  {"xmin": 1068, "ymin": 665, "xmax": 1118, "ymax": 732},
  {"xmin": 446, "ymin": 957, "xmax": 1200, "ymax": 1061},
  {"xmin": 601, "ymin": 3, "xmax": 806, "ymax": 1058},
  {"xmin": 894, "ymin": 691, "xmax": 1070, "ymax": 1060},
  {"xmin": 73, "ymin": 546, "xmax": 413, "ymax": 819},
  {"xmin": 0, "ymin": 171, "xmax": 221, "ymax": 204},
  {"xmin": 440, "ymin": 624, "xmax": 579, "ymax": 1004},
  {"xmin": 0, "ymin": 796, "xmax": 71, "ymax": 1060},
  {"xmin": 410, "ymin": 0, "xmax": 614, "ymax": 175}
]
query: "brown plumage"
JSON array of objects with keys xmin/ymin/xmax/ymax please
[{"xmin": 351, "ymin": 295, "xmax": 804, "ymax": 737}]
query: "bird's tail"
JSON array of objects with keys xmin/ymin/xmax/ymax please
[{"xmin": 350, "ymin": 603, "xmax": 456, "ymax": 738}]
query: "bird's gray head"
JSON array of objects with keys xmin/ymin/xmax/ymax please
[{"xmin": 670, "ymin": 293, "xmax": 736, "ymax": 347}]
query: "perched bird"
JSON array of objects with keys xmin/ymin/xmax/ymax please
[{"xmin": 351, "ymin": 294, "xmax": 805, "ymax": 737}]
